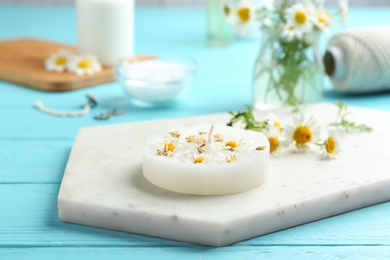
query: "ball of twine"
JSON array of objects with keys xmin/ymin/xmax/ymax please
[{"xmin": 324, "ymin": 26, "xmax": 390, "ymax": 93}]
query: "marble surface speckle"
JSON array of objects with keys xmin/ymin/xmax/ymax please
[{"xmin": 58, "ymin": 103, "xmax": 390, "ymax": 246}]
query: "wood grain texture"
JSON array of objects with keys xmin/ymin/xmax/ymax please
[
  {"xmin": 1, "ymin": 6, "xmax": 390, "ymax": 259},
  {"xmin": 0, "ymin": 38, "xmax": 115, "ymax": 92},
  {"xmin": 1, "ymin": 246, "xmax": 390, "ymax": 260},
  {"xmin": 1, "ymin": 184, "xmax": 390, "ymax": 247}
]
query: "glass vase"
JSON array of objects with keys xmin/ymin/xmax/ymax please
[
  {"xmin": 206, "ymin": 0, "xmax": 233, "ymax": 47},
  {"xmin": 252, "ymin": 31, "xmax": 324, "ymax": 111}
]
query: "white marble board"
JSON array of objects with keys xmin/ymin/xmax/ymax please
[{"xmin": 58, "ymin": 103, "xmax": 390, "ymax": 246}]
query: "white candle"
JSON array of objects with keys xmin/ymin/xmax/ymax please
[
  {"xmin": 143, "ymin": 125, "xmax": 269, "ymax": 195},
  {"xmin": 76, "ymin": 0, "xmax": 134, "ymax": 66}
]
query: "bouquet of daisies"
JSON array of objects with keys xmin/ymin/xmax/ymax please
[
  {"xmin": 227, "ymin": 0, "xmax": 349, "ymax": 109},
  {"xmin": 224, "ymin": 0, "xmax": 348, "ymax": 40}
]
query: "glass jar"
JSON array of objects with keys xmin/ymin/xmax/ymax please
[
  {"xmin": 252, "ymin": 30, "xmax": 324, "ymax": 111},
  {"xmin": 206, "ymin": 0, "xmax": 233, "ymax": 47}
]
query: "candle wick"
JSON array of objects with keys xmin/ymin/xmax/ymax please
[{"xmin": 208, "ymin": 125, "xmax": 214, "ymax": 143}]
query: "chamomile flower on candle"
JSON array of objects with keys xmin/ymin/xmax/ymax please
[
  {"xmin": 218, "ymin": 137, "xmax": 248, "ymax": 153},
  {"xmin": 44, "ymin": 49, "xmax": 74, "ymax": 73},
  {"xmin": 156, "ymin": 143, "xmax": 175, "ymax": 157},
  {"xmin": 225, "ymin": 140, "xmax": 239, "ymax": 151},
  {"xmin": 284, "ymin": 3, "xmax": 312, "ymax": 38},
  {"xmin": 156, "ymin": 131, "xmax": 182, "ymax": 157},
  {"xmin": 183, "ymin": 151, "xmax": 213, "ymax": 164},
  {"xmin": 320, "ymin": 127, "xmax": 341, "ymax": 159},
  {"xmin": 283, "ymin": 114, "xmax": 321, "ymax": 152},
  {"xmin": 67, "ymin": 54, "xmax": 102, "ymax": 76},
  {"xmin": 264, "ymin": 126, "xmax": 283, "ymax": 154}
]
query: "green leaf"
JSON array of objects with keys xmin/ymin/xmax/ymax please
[
  {"xmin": 330, "ymin": 101, "xmax": 373, "ymax": 132},
  {"xmin": 227, "ymin": 105, "xmax": 268, "ymax": 132}
]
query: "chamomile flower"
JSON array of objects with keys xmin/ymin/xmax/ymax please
[
  {"xmin": 281, "ymin": 24, "xmax": 304, "ymax": 41},
  {"xmin": 67, "ymin": 54, "xmax": 102, "ymax": 76},
  {"xmin": 155, "ymin": 131, "xmax": 182, "ymax": 157},
  {"xmin": 216, "ymin": 137, "xmax": 248, "ymax": 153},
  {"xmin": 284, "ymin": 3, "xmax": 312, "ymax": 37},
  {"xmin": 225, "ymin": 0, "xmax": 258, "ymax": 37},
  {"xmin": 266, "ymin": 113, "xmax": 283, "ymax": 133},
  {"xmin": 183, "ymin": 151, "xmax": 213, "ymax": 164},
  {"xmin": 264, "ymin": 126, "xmax": 283, "ymax": 154},
  {"xmin": 156, "ymin": 143, "xmax": 175, "ymax": 157},
  {"xmin": 312, "ymin": 9, "xmax": 333, "ymax": 32},
  {"xmin": 283, "ymin": 114, "xmax": 321, "ymax": 152},
  {"xmin": 44, "ymin": 49, "xmax": 74, "ymax": 73},
  {"xmin": 320, "ymin": 127, "xmax": 341, "ymax": 159}
]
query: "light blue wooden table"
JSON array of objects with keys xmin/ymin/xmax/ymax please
[{"xmin": 1, "ymin": 5, "xmax": 390, "ymax": 259}]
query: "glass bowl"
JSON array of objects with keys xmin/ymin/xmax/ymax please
[{"xmin": 116, "ymin": 55, "xmax": 196, "ymax": 107}]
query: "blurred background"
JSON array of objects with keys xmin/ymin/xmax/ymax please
[{"xmin": 0, "ymin": 0, "xmax": 389, "ymax": 6}]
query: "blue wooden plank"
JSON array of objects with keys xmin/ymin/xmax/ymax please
[
  {"xmin": 0, "ymin": 140, "xmax": 70, "ymax": 183},
  {"xmin": 0, "ymin": 184, "xmax": 185, "ymax": 247},
  {"xmin": 1, "ymin": 184, "xmax": 390, "ymax": 248},
  {"xmin": 0, "ymin": 5, "xmax": 77, "ymax": 44},
  {"xmin": 1, "ymin": 246, "xmax": 390, "ymax": 260}
]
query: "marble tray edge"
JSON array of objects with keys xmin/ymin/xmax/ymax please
[{"xmin": 58, "ymin": 178, "xmax": 390, "ymax": 246}]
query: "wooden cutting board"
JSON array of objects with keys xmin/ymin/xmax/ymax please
[{"xmin": 0, "ymin": 38, "xmax": 115, "ymax": 92}]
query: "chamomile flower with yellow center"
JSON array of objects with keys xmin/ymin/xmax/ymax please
[
  {"xmin": 266, "ymin": 113, "xmax": 283, "ymax": 133},
  {"xmin": 183, "ymin": 151, "xmax": 213, "ymax": 164},
  {"xmin": 193, "ymin": 157, "xmax": 205, "ymax": 164},
  {"xmin": 320, "ymin": 127, "xmax": 341, "ymax": 159},
  {"xmin": 313, "ymin": 9, "xmax": 333, "ymax": 32},
  {"xmin": 284, "ymin": 3, "xmax": 312, "ymax": 38},
  {"xmin": 237, "ymin": 4, "xmax": 251, "ymax": 23},
  {"xmin": 225, "ymin": 0, "xmax": 257, "ymax": 38},
  {"xmin": 264, "ymin": 126, "xmax": 283, "ymax": 154},
  {"xmin": 155, "ymin": 132, "xmax": 183, "ymax": 157},
  {"xmin": 156, "ymin": 141, "xmax": 177, "ymax": 157},
  {"xmin": 67, "ymin": 54, "xmax": 102, "ymax": 76},
  {"xmin": 281, "ymin": 24, "xmax": 304, "ymax": 41},
  {"xmin": 44, "ymin": 49, "xmax": 74, "ymax": 73},
  {"xmin": 283, "ymin": 114, "xmax": 321, "ymax": 152},
  {"xmin": 225, "ymin": 140, "xmax": 238, "ymax": 151},
  {"xmin": 164, "ymin": 142, "xmax": 175, "ymax": 152},
  {"xmin": 216, "ymin": 136, "xmax": 247, "ymax": 153}
]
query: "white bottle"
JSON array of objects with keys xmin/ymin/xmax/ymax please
[{"xmin": 76, "ymin": 0, "xmax": 134, "ymax": 66}]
